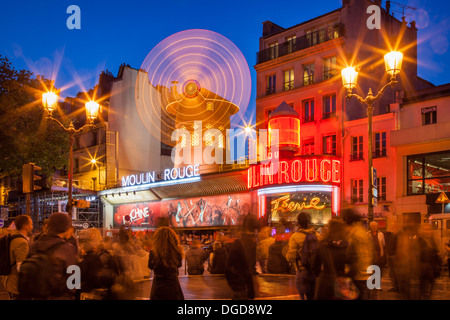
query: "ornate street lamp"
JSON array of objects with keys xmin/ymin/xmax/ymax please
[
  {"xmin": 42, "ymin": 92, "xmax": 100, "ymax": 213},
  {"xmin": 341, "ymin": 51, "xmax": 403, "ymax": 221}
]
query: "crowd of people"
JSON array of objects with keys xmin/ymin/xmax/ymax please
[{"xmin": 0, "ymin": 207, "xmax": 448, "ymax": 300}]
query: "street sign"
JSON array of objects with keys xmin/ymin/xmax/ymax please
[
  {"xmin": 436, "ymin": 192, "xmax": 450, "ymax": 204},
  {"xmin": 372, "ymin": 167, "xmax": 378, "ymax": 207}
]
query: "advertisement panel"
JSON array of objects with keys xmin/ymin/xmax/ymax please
[
  {"xmin": 112, "ymin": 193, "xmax": 252, "ymax": 229},
  {"xmin": 163, "ymin": 193, "xmax": 252, "ymax": 228},
  {"xmin": 113, "ymin": 202, "xmax": 161, "ymax": 229},
  {"xmin": 266, "ymin": 190, "xmax": 332, "ymax": 226}
]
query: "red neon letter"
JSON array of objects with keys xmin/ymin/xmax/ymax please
[
  {"xmin": 291, "ymin": 160, "xmax": 302, "ymax": 182},
  {"xmin": 332, "ymin": 160, "xmax": 341, "ymax": 183},
  {"xmin": 320, "ymin": 159, "xmax": 331, "ymax": 182},
  {"xmin": 278, "ymin": 161, "xmax": 289, "ymax": 184},
  {"xmin": 305, "ymin": 159, "xmax": 318, "ymax": 182}
]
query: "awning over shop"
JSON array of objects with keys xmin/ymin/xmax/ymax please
[{"xmin": 99, "ymin": 170, "xmax": 248, "ymax": 205}]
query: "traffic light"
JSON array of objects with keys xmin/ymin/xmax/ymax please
[{"xmin": 22, "ymin": 163, "xmax": 42, "ymax": 193}]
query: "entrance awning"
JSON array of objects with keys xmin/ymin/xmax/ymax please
[{"xmin": 99, "ymin": 170, "xmax": 248, "ymax": 205}]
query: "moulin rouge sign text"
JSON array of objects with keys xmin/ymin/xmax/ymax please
[{"xmin": 248, "ymin": 156, "xmax": 341, "ymax": 189}]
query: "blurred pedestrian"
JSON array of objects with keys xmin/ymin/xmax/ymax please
[
  {"xmin": 1, "ymin": 215, "xmax": 33, "ymax": 300},
  {"xmin": 256, "ymin": 227, "xmax": 275, "ymax": 273},
  {"xmin": 208, "ymin": 241, "xmax": 228, "ymax": 274},
  {"xmin": 226, "ymin": 239, "xmax": 255, "ymax": 300},
  {"xmin": 385, "ymin": 221, "xmax": 399, "ymax": 292},
  {"xmin": 418, "ymin": 223, "xmax": 441, "ymax": 300},
  {"xmin": 20, "ymin": 212, "xmax": 79, "ymax": 300},
  {"xmin": 342, "ymin": 208, "xmax": 373, "ymax": 300},
  {"xmin": 267, "ymin": 233, "xmax": 290, "ymax": 274},
  {"xmin": 148, "ymin": 227, "xmax": 184, "ymax": 300},
  {"xmin": 368, "ymin": 221, "xmax": 386, "ymax": 269},
  {"xmin": 241, "ymin": 204, "xmax": 260, "ymax": 275},
  {"xmin": 79, "ymin": 228, "xmax": 131, "ymax": 300},
  {"xmin": 185, "ymin": 240, "xmax": 207, "ymax": 275},
  {"xmin": 395, "ymin": 217, "xmax": 421, "ymax": 299},
  {"xmin": 312, "ymin": 219, "xmax": 350, "ymax": 300},
  {"xmin": 286, "ymin": 212, "xmax": 321, "ymax": 300}
]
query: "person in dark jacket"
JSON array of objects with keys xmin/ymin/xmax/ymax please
[
  {"xmin": 208, "ymin": 241, "xmax": 228, "ymax": 274},
  {"xmin": 185, "ymin": 240, "xmax": 207, "ymax": 275},
  {"xmin": 26, "ymin": 212, "xmax": 79, "ymax": 300},
  {"xmin": 148, "ymin": 227, "xmax": 184, "ymax": 300},
  {"xmin": 267, "ymin": 234, "xmax": 290, "ymax": 274},
  {"xmin": 226, "ymin": 239, "xmax": 255, "ymax": 300},
  {"xmin": 312, "ymin": 219, "xmax": 349, "ymax": 300}
]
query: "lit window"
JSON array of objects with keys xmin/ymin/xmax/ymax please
[
  {"xmin": 286, "ymin": 35, "xmax": 296, "ymax": 54},
  {"xmin": 303, "ymin": 63, "xmax": 315, "ymax": 86},
  {"xmin": 283, "ymin": 69, "xmax": 294, "ymax": 91},
  {"xmin": 323, "ymin": 56, "xmax": 337, "ymax": 80},
  {"xmin": 191, "ymin": 132, "xmax": 200, "ymax": 147},
  {"xmin": 204, "ymin": 131, "xmax": 214, "ymax": 146}
]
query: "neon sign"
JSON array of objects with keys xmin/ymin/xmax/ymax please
[
  {"xmin": 248, "ymin": 156, "xmax": 341, "ymax": 189},
  {"xmin": 122, "ymin": 164, "xmax": 200, "ymax": 187},
  {"xmin": 271, "ymin": 195, "xmax": 326, "ymax": 214}
]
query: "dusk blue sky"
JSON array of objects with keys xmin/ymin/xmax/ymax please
[{"xmin": 1, "ymin": 0, "xmax": 450, "ymax": 125}]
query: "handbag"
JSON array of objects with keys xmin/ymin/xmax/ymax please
[{"xmin": 325, "ymin": 245, "xmax": 359, "ymax": 300}]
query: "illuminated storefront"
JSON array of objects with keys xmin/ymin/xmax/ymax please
[{"xmin": 249, "ymin": 155, "xmax": 341, "ymax": 226}]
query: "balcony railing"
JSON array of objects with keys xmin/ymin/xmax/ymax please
[
  {"xmin": 283, "ymin": 80, "xmax": 294, "ymax": 91},
  {"xmin": 256, "ymin": 23, "xmax": 345, "ymax": 64},
  {"xmin": 302, "ymin": 115, "xmax": 314, "ymax": 123},
  {"xmin": 350, "ymin": 152, "xmax": 364, "ymax": 161},
  {"xmin": 373, "ymin": 149, "xmax": 387, "ymax": 158}
]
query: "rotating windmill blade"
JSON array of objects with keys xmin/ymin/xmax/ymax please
[{"xmin": 135, "ymin": 29, "xmax": 251, "ymax": 149}]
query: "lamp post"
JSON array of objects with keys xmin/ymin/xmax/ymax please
[
  {"xmin": 341, "ymin": 51, "xmax": 403, "ymax": 222},
  {"xmin": 42, "ymin": 92, "xmax": 100, "ymax": 213}
]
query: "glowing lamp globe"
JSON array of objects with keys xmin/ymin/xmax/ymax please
[
  {"xmin": 341, "ymin": 67, "xmax": 358, "ymax": 91},
  {"xmin": 42, "ymin": 92, "xmax": 58, "ymax": 114},
  {"xmin": 384, "ymin": 51, "xmax": 403, "ymax": 78},
  {"xmin": 85, "ymin": 101, "xmax": 100, "ymax": 122},
  {"xmin": 267, "ymin": 101, "xmax": 300, "ymax": 153}
]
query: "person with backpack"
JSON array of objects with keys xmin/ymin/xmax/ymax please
[
  {"xmin": 286, "ymin": 212, "xmax": 321, "ymax": 300},
  {"xmin": 0, "ymin": 215, "xmax": 33, "ymax": 300},
  {"xmin": 19, "ymin": 212, "xmax": 79, "ymax": 300}
]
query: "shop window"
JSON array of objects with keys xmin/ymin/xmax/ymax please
[
  {"xmin": 351, "ymin": 136, "xmax": 363, "ymax": 161},
  {"xmin": 302, "ymin": 99, "xmax": 314, "ymax": 123},
  {"xmin": 323, "ymin": 94, "xmax": 336, "ymax": 119},
  {"xmin": 407, "ymin": 151, "xmax": 450, "ymax": 195},
  {"xmin": 374, "ymin": 132, "xmax": 387, "ymax": 158},
  {"xmin": 352, "ymin": 179, "xmax": 364, "ymax": 203}
]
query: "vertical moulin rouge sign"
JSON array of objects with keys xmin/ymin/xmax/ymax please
[{"xmin": 113, "ymin": 202, "xmax": 161, "ymax": 228}]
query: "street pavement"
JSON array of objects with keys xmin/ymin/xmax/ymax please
[{"xmin": 2, "ymin": 268, "xmax": 450, "ymax": 300}]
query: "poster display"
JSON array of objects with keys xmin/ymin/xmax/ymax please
[
  {"xmin": 113, "ymin": 202, "xmax": 161, "ymax": 229},
  {"xmin": 163, "ymin": 193, "xmax": 252, "ymax": 228},
  {"xmin": 112, "ymin": 193, "xmax": 251, "ymax": 229}
]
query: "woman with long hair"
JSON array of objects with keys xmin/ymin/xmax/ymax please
[{"xmin": 148, "ymin": 227, "xmax": 184, "ymax": 300}]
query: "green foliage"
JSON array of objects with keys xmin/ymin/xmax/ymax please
[{"xmin": 0, "ymin": 55, "xmax": 69, "ymax": 182}]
